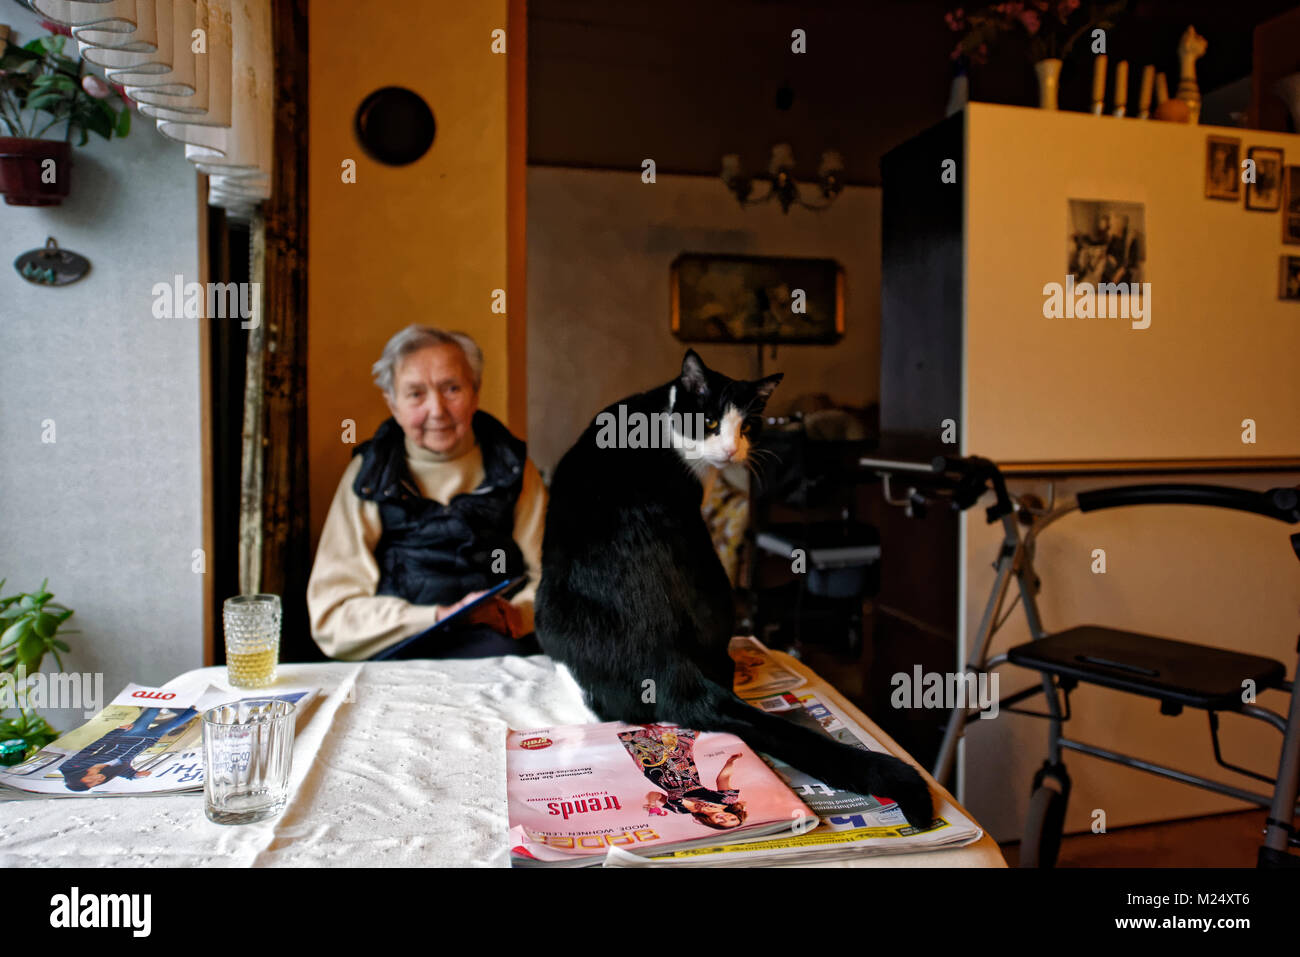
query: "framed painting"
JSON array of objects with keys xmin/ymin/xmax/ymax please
[{"xmin": 670, "ymin": 253, "xmax": 844, "ymax": 344}]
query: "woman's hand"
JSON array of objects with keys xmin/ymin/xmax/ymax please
[
  {"xmin": 462, "ymin": 596, "xmax": 525, "ymax": 639},
  {"xmin": 432, "ymin": 590, "xmax": 489, "ymax": 624}
]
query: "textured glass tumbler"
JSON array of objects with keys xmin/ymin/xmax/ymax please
[
  {"xmin": 223, "ymin": 594, "xmax": 281, "ymax": 689},
  {"xmin": 202, "ymin": 697, "xmax": 296, "ymax": 825}
]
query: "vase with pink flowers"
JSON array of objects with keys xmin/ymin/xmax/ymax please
[{"xmin": 944, "ymin": 1, "xmax": 1128, "ymax": 111}]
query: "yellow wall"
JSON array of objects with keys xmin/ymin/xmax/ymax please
[{"xmin": 307, "ymin": 0, "xmax": 514, "ymax": 550}]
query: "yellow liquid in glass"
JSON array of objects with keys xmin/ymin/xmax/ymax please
[{"xmin": 227, "ymin": 646, "xmax": 277, "ymax": 688}]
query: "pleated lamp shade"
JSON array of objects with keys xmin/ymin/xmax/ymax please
[{"xmin": 30, "ymin": 0, "xmax": 273, "ymax": 221}]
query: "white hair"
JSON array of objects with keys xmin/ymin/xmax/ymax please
[{"xmin": 371, "ymin": 325, "xmax": 483, "ymax": 396}]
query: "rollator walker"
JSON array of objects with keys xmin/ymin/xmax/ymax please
[{"xmin": 861, "ymin": 454, "xmax": 1300, "ymax": 868}]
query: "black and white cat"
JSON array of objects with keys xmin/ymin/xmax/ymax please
[{"xmin": 536, "ymin": 350, "xmax": 934, "ymax": 829}]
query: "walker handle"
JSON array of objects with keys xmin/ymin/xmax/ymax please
[{"xmin": 1076, "ymin": 484, "xmax": 1300, "ymax": 523}]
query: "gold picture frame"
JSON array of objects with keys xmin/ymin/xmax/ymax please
[{"xmin": 669, "ymin": 253, "xmax": 845, "ymax": 344}]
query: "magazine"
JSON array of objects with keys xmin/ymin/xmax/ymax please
[
  {"xmin": 618, "ymin": 686, "xmax": 983, "ymax": 866},
  {"xmin": 506, "ymin": 720, "xmax": 819, "ymax": 867},
  {"xmin": 0, "ymin": 683, "xmax": 315, "ymax": 798}
]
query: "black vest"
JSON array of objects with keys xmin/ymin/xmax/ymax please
[{"xmin": 352, "ymin": 411, "xmax": 528, "ymax": 607}]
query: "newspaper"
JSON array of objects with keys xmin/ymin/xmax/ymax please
[
  {"xmin": 0, "ymin": 683, "xmax": 315, "ymax": 798},
  {"xmin": 621, "ymin": 686, "xmax": 983, "ymax": 866},
  {"xmin": 728, "ymin": 635, "xmax": 806, "ymax": 698},
  {"xmin": 600, "ymin": 637, "xmax": 983, "ymax": 866},
  {"xmin": 506, "ymin": 720, "xmax": 819, "ymax": 867}
]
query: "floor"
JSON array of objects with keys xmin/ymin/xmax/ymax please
[{"xmin": 999, "ymin": 808, "xmax": 1277, "ymax": 867}]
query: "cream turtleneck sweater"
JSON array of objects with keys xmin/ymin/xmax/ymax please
[{"xmin": 306, "ymin": 433, "xmax": 547, "ymax": 661}]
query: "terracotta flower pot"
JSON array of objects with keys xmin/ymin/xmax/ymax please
[{"xmin": 0, "ymin": 138, "xmax": 72, "ymax": 206}]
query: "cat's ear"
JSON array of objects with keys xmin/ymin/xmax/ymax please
[
  {"xmin": 752, "ymin": 372, "xmax": 783, "ymax": 409},
  {"xmin": 680, "ymin": 349, "xmax": 708, "ymax": 395}
]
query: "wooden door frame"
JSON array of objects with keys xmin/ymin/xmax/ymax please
[
  {"xmin": 200, "ymin": 0, "xmax": 313, "ymax": 664},
  {"xmin": 252, "ymin": 0, "xmax": 313, "ymax": 660}
]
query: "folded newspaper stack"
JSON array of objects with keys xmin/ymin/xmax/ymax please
[
  {"xmin": 0, "ymin": 683, "xmax": 314, "ymax": 799},
  {"xmin": 507, "ymin": 637, "xmax": 982, "ymax": 867}
]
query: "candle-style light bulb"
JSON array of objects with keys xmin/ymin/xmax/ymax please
[{"xmin": 769, "ymin": 143, "xmax": 795, "ymax": 176}]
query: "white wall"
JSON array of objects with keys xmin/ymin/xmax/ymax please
[
  {"xmin": 526, "ymin": 166, "xmax": 881, "ymax": 476},
  {"xmin": 0, "ymin": 7, "xmax": 204, "ymax": 732},
  {"xmin": 962, "ymin": 473, "xmax": 1300, "ymax": 841},
  {"xmin": 965, "ymin": 102, "xmax": 1300, "ymax": 462}
]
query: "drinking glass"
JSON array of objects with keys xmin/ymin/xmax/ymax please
[
  {"xmin": 223, "ymin": 594, "xmax": 281, "ymax": 689},
  {"xmin": 202, "ymin": 697, "xmax": 296, "ymax": 825}
]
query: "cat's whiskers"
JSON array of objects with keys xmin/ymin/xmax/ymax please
[{"xmin": 744, "ymin": 445, "xmax": 779, "ymax": 484}]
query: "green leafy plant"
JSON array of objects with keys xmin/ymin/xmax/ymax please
[
  {"xmin": 0, "ymin": 579, "xmax": 79, "ymax": 760},
  {"xmin": 0, "ymin": 30, "xmax": 132, "ymax": 143}
]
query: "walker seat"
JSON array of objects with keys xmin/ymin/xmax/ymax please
[{"xmin": 1006, "ymin": 625, "xmax": 1287, "ymax": 711}]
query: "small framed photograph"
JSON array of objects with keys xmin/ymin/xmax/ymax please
[
  {"xmin": 1281, "ymin": 256, "xmax": 1300, "ymax": 300},
  {"xmin": 1205, "ymin": 135, "xmax": 1241, "ymax": 200},
  {"xmin": 1245, "ymin": 147, "xmax": 1284, "ymax": 211},
  {"xmin": 1067, "ymin": 199, "xmax": 1146, "ymax": 286},
  {"xmin": 1283, "ymin": 165, "xmax": 1300, "ymax": 244}
]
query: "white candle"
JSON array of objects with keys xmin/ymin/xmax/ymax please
[
  {"xmin": 1092, "ymin": 54, "xmax": 1107, "ymax": 114},
  {"xmin": 1138, "ymin": 65, "xmax": 1155, "ymax": 117}
]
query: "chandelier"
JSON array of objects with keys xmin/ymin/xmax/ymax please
[{"xmin": 720, "ymin": 144, "xmax": 844, "ymax": 213}]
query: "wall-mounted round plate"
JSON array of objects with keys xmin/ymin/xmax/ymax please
[{"xmin": 354, "ymin": 87, "xmax": 436, "ymax": 166}]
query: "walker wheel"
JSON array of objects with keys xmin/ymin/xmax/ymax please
[{"xmin": 1020, "ymin": 777, "xmax": 1068, "ymax": 868}]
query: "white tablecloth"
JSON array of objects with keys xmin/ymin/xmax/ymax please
[{"xmin": 0, "ymin": 653, "xmax": 1006, "ymax": 867}]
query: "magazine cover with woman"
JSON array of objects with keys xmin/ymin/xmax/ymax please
[
  {"xmin": 507, "ymin": 720, "xmax": 818, "ymax": 866},
  {"xmin": 0, "ymin": 683, "xmax": 314, "ymax": 797}
]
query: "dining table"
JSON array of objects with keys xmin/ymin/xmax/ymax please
[{"xmin": 0, "ymin": 649, "xmax": 1006, "ymax": 867}]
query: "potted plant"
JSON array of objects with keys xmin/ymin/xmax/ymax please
[
  {"xmin": 0, "ymin": 578, "xmax": 79, "ymax": 762},
  {"xmin": 0, "ymin": 24, "xmax": 132, "ymax": 206}
]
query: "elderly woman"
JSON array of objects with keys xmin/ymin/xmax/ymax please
[{"xmin": 307, "ymin": 325, "xmax": 547, "ymax": 660}]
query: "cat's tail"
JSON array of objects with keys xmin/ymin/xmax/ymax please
[{"xmin": 681, "ymin": 678, "xmax": 935, "ymax": 830}]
